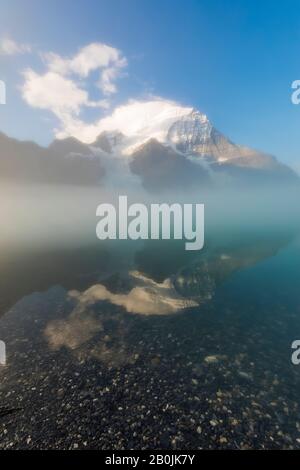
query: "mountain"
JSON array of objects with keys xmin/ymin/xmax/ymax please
[
  {"xmin": 93, "ymin": 131, "xmax": 124, "ymax": 154},
  {"xmin": 0, "ymin": 132, "xmax": 105, "ymax": 186},
  {"xmin": 166, "ymin": 109, "xmax": 265, "ymax": 162},
  {"xmin": 130, "ymin": 138, "xmax": 211, "ymax": 191},
  {"xmin": 91, "ymin": 99, "xmax": 299, "ymax": 190},
  {"xmin": 0, "ymin": 99, "xmax": 298, "ymax": 189}
]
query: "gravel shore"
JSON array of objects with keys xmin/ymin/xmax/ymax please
[{"xmin": 0, "ymin": 282, "xmax": 300, "ymax": 450}]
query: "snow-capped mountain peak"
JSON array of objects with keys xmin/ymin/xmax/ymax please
[
  {"xmin": 93, "ymin": 99, "xmax": 212, "ymax": 155},
  {"xmin": 57, "ymin": 97, "xmax": 297, "ymax": 188},
  {"xmin": 167, "ymin": 109, "xmax": 213, "ymax": 153}
]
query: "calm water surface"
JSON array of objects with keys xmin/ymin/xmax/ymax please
[{"xmin": 0, "ymin": 226, "xmax": 300, "ymax": 449}]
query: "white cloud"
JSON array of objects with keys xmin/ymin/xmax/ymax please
[
  {"xmin": 22, "ymin": 70, "xmax": 89, "ymax": 117},
  {"xmin": 99, "ymin": 66, "xmax": 120, "ymax": 95},
  {"xmin": 96, "ymin": 99, "xmax": 193, "ymax": 138},
  {"xmin": 21, "ymin": 42, "xmax": 127, "ymax": 137},
  {"xmin": 0, "ymin": 37, "xmax": 31, "ymax": 56},
  {"xmin": 20, "ymin": 43, "xmax": 192, "ymax": 147},
  {"xmin": 44, "ymin": 43, "xmax": 126, "ymax": 78},
  {"xmin": 54, "ymin": 97, "xmax": 193, "ymax": 145}
]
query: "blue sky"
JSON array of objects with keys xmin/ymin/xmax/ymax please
[{"xmin": 0, "ymin": 0, "xmax": 300, "ymax": 172}]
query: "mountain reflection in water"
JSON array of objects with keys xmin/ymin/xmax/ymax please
[{"xmin": 0, "ymin": 225, "xmax": 300, "ymax": 449}]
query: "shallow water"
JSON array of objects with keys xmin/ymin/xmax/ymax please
[{"xmin": 0, "ymin": 223, "xmax": 300, "ymax": 449}]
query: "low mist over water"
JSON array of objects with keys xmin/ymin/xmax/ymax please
[{"xmin": 1, "ymin": 182, "xmax": 299, "ymax": 253}]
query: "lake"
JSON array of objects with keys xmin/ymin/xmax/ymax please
[{"xmin": 0, "ymin": 186, "xmax": 300, "ymax": 449}]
